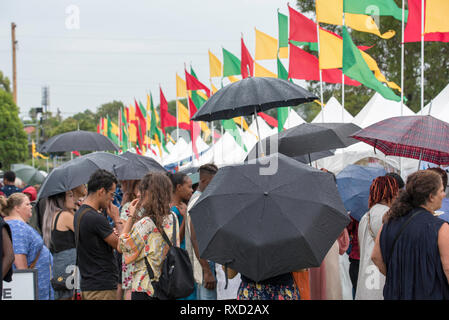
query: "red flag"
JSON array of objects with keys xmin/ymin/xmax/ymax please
[
  {"xmin": 288, "ymin": 4, "xmax": 317, "ymax": 43},
  {"xmin": 72, "ymin": 151, "xmax": 80, "ymax": 157},
  {"xmin": 405, "ymin": 0, "xmax": 449, "ymax": 42},
  {"xmin": 97, "ymin": 124, "xmax": 100, "ymax": 134},
  {"xmin": 134, "ymin": 99, "xmax": 147, "ymax": 144},
  {"xmin": 258, "ymin": 112, "xmax": 278, "ymax": 128},
  {"xmin": 241, "ymin": 37, "xmax": 254, "ymax": 78},
  {"xmin": 188, "ymin": 96, "xmax": 201, "ymax": 160},
  {"xmin": 185, "ymin": 69, "xmax": 211, "ymax": 97},
  {"xmin": 159, "ymin": 87, "xmax": 177, "ymax": 135},
  {"xmin": 288, "ymin": 43, "xmax": 361, "ymax": 86}
]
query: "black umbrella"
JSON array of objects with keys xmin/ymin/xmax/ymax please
[
  {"xmin": 190, "ymin": 77, "xmax": 318, "ymax": 147},
  {"xmin": 37, "ymin": 152, "xmax": 127, "ymax": 199},
  {"xmin": 246, "ymin": 145, "xmax": 335, "ymax": 165},
  {"xmin": 39, "ymin": 130, "xmax": 119, "ymax": 153},
  {"xmin": 248, "ymin": 122, "xmax": 361, "ymax": 160},
  {"xmin": 113, "ymin": 151, "xmax": 166, "ymax": 181},
  {"xmin": 189, "ymin": 153, "xmax": 350, "ymax": 282}
]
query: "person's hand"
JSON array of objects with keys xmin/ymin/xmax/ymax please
[
  {"xmin": 203, "ymin": 267, "xmax": 217, "ymax": 290},
  {"xmin": 178, "ymin": 202, "xmax": 187, "ymax": 218},
  {"xmin": 127, "ymin": 198, "xmax": 140, "ymax": 220},
  {"xmin": 107, "ymin": 201, "xmax": 120, "ymax": 221}
]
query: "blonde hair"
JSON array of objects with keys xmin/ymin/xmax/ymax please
[{"xmin": 0, "ymin": 193, "xmax": 28, "ymax": 217}]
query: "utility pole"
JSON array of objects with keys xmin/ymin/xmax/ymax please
[{"xmin": 11, "ymin": 23, "xmax": 17, "ymax": 104}]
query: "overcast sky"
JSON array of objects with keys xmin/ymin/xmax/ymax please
[{"xmin": 0, "ymin": 0, "xmax": 298, "ymax": 120}]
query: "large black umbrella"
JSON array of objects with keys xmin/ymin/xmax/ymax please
[
  {"xmin": 37, "ymin": 152, "xmax": 127, "ymax": 199},
  {"xmin": 190, "ymin": 77, "xmax": 318, "ymax": 144},
  {"xmin": 39, "ymin": 130, "xmax": 119, "ymax": 153},
  {"xmin": 246, "ymin": 146, "xmax": 335, "ymax": 165},
  {"xmin": 113, "ymin": 151, "xmax": 166, "ymax": 181},
  {"xmin": 248, "ymin": 122, "xmax": 361, "ymax": 159},
  {"xmin": 189, "ymin": 153, "xmax": 350, "ymax": 282}
]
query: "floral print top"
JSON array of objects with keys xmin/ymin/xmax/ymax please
[{"xmin": 118, "ymin": 214, "xmax": 179, "ymax": 297}]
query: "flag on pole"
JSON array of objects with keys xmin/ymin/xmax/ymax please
[
  {"xmin": 222, "ymin": 118, "xmax": 247, "ymax": 152},
  {"xmin": 241, "ymin": 36, "xmax": 254, "ymax": 78},
  {"xmin": 255, "ymin": 28, "xmax": 288, "ymax": 60},
  {"xmin": 342, "ymin": 26, "xmax": 401, "ymax": 102},
  {"xmin": 188, "ymin": 96, "xmax": 201, "ymax": 160},
  {"xmin": 424, "ymin": 0, "xmax": 449, "ymax": 33},
  {"xmin": 159, "ymin": 87, "xmax": 177, "ymax": 135},
  {"xmin": 255, "ymin": 62, "xmax": 277, "ymax": 78},
  {"xmin": 222, "ymin": 48, "xmax": 241, "ymax": 77},
  {"xmin": 176, "ymin": 73, "xmax": 188, "ymax": 98},
  {"xmin": 343, "ymin": 0, "xmax": 405, "ymax": 22},
  {"xmin": 185, "ymin": 69, "xmax": 211, "ymax": 97},
  {"xmin": 278, "ymin": 11, "xmax": 289, "ymax": 58},
  {"xmin": 405, "ymin": 0, "xmax": 449, "ymax": 42},
  {"xmin": 208, "ymin": 50, "xmax": 222, "ymax": 78}
]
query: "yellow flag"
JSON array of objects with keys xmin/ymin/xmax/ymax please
[
  {"xmin": 255, "ymin": 28, "xmax": 288, "ymax": 60},
  {"xmin": 197, "ymin": 90, "xmax": 208, "ymax": 101},
  {"xmin": 208, "ymin": 50, "xmax": 222, "ymax": 78},
  {"xmin": 316, "ymin": 0, "xmax": 395, "ymax": 39},
  {"xmin": 425, "ymin": 0, "xmax": 449, "ymax": 33},
  {"xmin": 177, "ymin": 100, "xmax": 190, "ymax": 125},
  {"xmin": 111, "ymin": 120, "xmax": 119, "ymax": 136},
  {"xmin": 176, "ymin": 73, "xmax": 187, "ymax": 98},
  {"xmin": 319, "ymin": 29, "xmax": 401, "ymax": 91},
  {"xmin": 128, "ymin": 104, "xmax": 137, "ymax": 143},
  {"xmin": 255, "ymin": 62, "xmax": 277, "ymax": 78}
]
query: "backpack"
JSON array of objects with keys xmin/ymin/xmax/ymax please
[{"xmin": 144, "ymin": 213, "xmax": 195, "ymax": 300}]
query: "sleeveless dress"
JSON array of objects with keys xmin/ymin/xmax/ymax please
[{"xmin": 380, "ymin": 208, "xmax": 449, "ymax": 300}]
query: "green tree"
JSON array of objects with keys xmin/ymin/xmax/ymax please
[
  {"xmin": 295, "ymin": 0, "xmax": 449, "ymax": 116},
  {"xmin": 0, "ymin": 90, "xmax": 28, "ymax": 170},
  {"xmin": 0, "ymin": 71, "xmax": 11, "ymax": 93},
  {"xmin": 94, "ymin": 100, "xmax": 124, "ymax": 124}
]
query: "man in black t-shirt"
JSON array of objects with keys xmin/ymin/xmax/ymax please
[{"xmin": 74, "ymin": 169, "xmax": 123, "ymax": 300}]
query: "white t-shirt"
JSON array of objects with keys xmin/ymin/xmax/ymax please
[
  {"xmin": 215, "ymin": 263, "xmax": 241, "ymax": 300},
  {"xmin": 355, "ymin": 203, "xmax": 389, "ymax": 300}
]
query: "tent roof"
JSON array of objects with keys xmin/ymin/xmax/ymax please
[
  {"xmin": 353, "ymin": 93, "xmax": 415, "ymax": 128},
  {"xmin": 312, "ymin": 97, "xmax": 354, "ymax": 123},
  {"xmin": 283, "ymin": 108, "xmax": 306, "ymax": 129},
  {"xmin": 422, "ymin": 82, "xmax": 449, "ymax": 120}
]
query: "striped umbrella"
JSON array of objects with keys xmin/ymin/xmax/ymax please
[{"xmin": 350, "ymin": 115, "xmax": 449, "ymax": 165}]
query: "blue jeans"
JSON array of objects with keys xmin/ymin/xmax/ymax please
[{"xmin": 196, "ymin": 261, "xmax": 217, "ymax": 300}]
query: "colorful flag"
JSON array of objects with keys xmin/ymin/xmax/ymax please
[
  {"xmin": 241, "ymin": 37, "xmax": 254, "ymax": 78},
  {"xmin": 289, "ymin": 42, "xmax": 361, "ymax": 86},
  {"xmin": 176, "ymin": 73, "xmax": 188, "ymax": 98},
  {"xmin": 188, "ymin": 96, "xmax": 201, "ymax": 160},
  {"xmin": 342, "ymin": 26, "xmax": 401, "ymax": 102},
  {"xmin": 405, "ymin": 0, "xmax": 449, "ymax": 42},
  {"xmin": 120, "ymin": 107, "xmax": 129, "ymax": 152},
  {"xmin": 222, "ymin": 48, "xmax": 241, "ymax": 77},
  {"xmin": 106, "ymin": 115, "xmax": 119, "ymax": 145},
  {"xmin": 278, "ymin": 11, "xmax": 289, "ymax": 52},
  {"xmin": 288, "ymin": 4, "xmax": 318, "ymax": 43},
  {"xmin": 208, "ymin": 50, "xmax": 222, "ymax": 78},
  {"xmin": 255, "ymin": 28, "xmax": 288, "ymax": 60},
  {"xmin": 159, "ymin": 87, "xmax": 177, "ymax": 135},
  {"xmin": 177, "ymin": 100, "xmax": 191, "ymax": 129},
  {"xmin": 185, "ymin": 69, "xmax": 211, "ymax": 97},
  {"xmin": 316, "ymin": 0, "xmax": 395, "ymax": 39},
  {"xmin": 343, "ymin": 0, "xmax": 405, "ymax": 22}
]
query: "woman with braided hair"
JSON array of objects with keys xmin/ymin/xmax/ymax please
[
  {"xmin": 356, "ymin": 175, "xmax": 399, "ymax": 300},
  {"xmin": 371, "ymin": 170, "xmax": 449, "ymax": 299}
]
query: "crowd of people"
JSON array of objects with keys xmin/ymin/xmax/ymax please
[{"xmin": 1, "ymin": 163, "xmax": 449, "ymax": 300}]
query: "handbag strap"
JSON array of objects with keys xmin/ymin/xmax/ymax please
[
  {"xmin": 29, "ymin": 248, "xmax": 41, "ymax": 269},
  {"xmin": 144, "ymin": 213, "xmax": 178, "ymax": 281},
  {"xmin": 387, "ymin": 209, "xmax": 425, "ymax": 263},
  {"xmin": 74, "ymin": 207, "xmax": 91, "ymax": 270}
]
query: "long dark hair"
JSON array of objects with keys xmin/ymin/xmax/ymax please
[
  {"xmin": 138, "ymin": 172, "xmax": 173, "ymax": 231},
  {"xmin": 166, "ymin": 172, "xmax": 188, "ymax": 194},
  {"xmin": 383, "ymin": 170, "xmax": 442, "ymax": 223},
  {"xmin": 121, "ymin": 180, "xmax": 140, "ymax": 206}
]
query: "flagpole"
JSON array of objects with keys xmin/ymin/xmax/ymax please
[
  {"xmin": 185, "ymin": 64, "xmax": 194, "ymax": 166},
  {"xmin": 210, "ymin": 78, "xmax": 215, "ymax": 163},
  {"xmin": 316, "ymin": 13, "xmax": 325, "ymax": 123},
  {"xmin": 118, "ymin": 108, "xmax": 121, "ymax": 153},
  {"xmin": 176, "ymin": 97, "xmax": 180, "ymax": 169},
  {"xmin": 421, "ymin": 0, "xmax": 425, "ymax": 115}
]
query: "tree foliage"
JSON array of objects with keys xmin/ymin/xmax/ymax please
[
  {"xmin": 0, "ymin": 90, "xmax": 28, "ymax": 170},
  {"xmin": 294, "ymin": 0, "xmax": 449, "ymax": 117}
]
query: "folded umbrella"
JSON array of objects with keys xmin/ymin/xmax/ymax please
[
  {"xmin": 189, "ymin": 153, "xmax": 350, "ymax": 282},
  {"xmin": 336, "ymin": 164, "xmax": 387, "ymax": 221},
  {"xmin": 39, "ymin": 130, "xmax": 119, "ymax": 153},
  {"xmin": 37, "ymin": 152, "xmax": 128, "ymax": 199}
]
